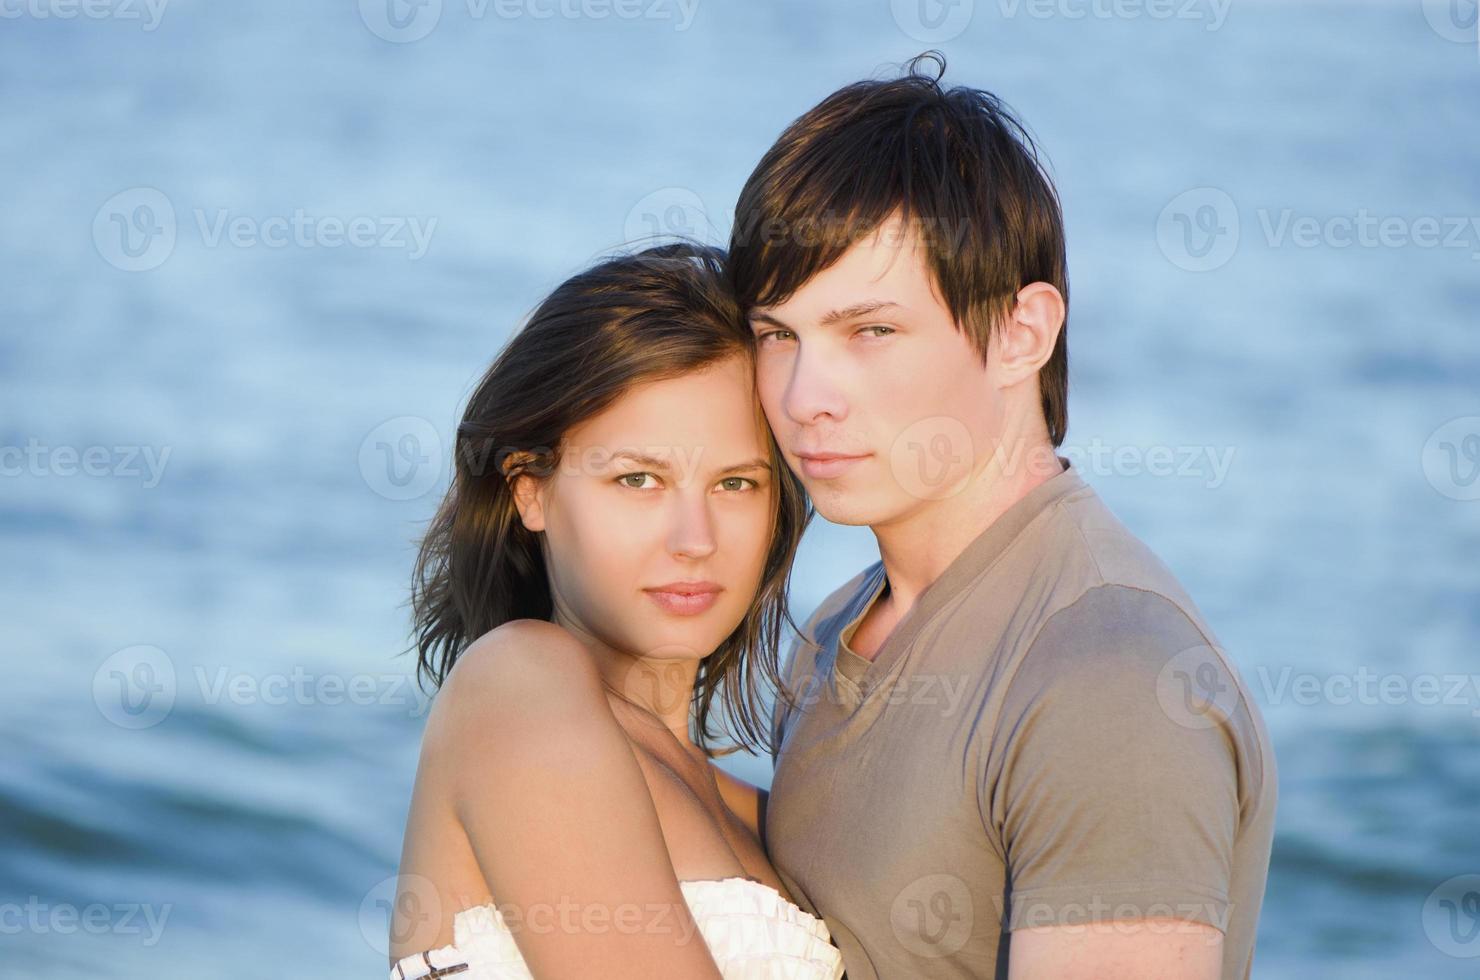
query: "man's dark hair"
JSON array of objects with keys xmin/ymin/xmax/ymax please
[{"xmin": 728, "ymin": 51, "xmax": 1070, "ymax": 447}]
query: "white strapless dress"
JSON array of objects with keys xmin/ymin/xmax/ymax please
[{"xmin": 388, "ymin": 875, "xmax": 844, "ymax": 980}]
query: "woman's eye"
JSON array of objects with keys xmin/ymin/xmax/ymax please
[
  {"xmin": 618, "ymin": 472, "xmax": 659, "ymax": 490},
  {"xmin": 718, "ymin": 477, "xmax": 759, "ymax": 492}
]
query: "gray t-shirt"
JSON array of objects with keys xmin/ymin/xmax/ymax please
[{"xmin": 766, "ymin": 458, "xmax": 1277, "ymax": 979}]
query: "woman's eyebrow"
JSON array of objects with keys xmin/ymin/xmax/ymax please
[
  {"xmin": 717, "ymin": 457, "xmax": 773, "ymax": 476},
  {"xmin": 609, "ymin": 451, "xmax": 771, "ymax": 476}
]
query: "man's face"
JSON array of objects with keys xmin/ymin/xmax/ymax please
[{"xmin": 748, "ymin": 214, "xmax": 1004, "ymax": 527}]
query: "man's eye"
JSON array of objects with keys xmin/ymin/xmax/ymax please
[
  {"xmin": 757, "ymin": 329, "xmax": 795, "ymax": 344},
  {"xmin": 859, "ymin": 324, "xmax": 895, "ymax": 337},
  {"xmin": 617, "ymin": 472, "xmax": 659, "ymax": 489}
]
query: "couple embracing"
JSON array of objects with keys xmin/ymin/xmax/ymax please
[{"xmin": 388, "ymin": 53, "xmax": 1277, "ymax": 980}]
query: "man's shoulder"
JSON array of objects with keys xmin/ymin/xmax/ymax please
[
  {"xmin": 781, "ymin": 562, "xmax": 883, "ymax": 681},
  {"xmin": 1025, "ymin": 481, "xmax": 1212, "ymax": 632}
]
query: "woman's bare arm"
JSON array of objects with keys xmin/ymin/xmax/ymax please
[
  {"xmin": 709, "ymin": 763, "xmax": 768, "ymax": 845},
  {"xmin": 417, "ymin": 619, "xmax": 723, "ymax": 980}
]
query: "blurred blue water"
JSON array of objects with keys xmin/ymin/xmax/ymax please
[{"xmin": 2, "ymin": 0, "xmax": 1478, "ymax": 975}]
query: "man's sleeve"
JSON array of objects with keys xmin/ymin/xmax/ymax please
[{"xmin": 981, "ymin": 584, "xmax": 1251, "ymax": 935}]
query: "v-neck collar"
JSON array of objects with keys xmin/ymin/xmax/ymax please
[{"xmin": 832, "ymin": 456, "xmax": 1086, "ymax": 693}]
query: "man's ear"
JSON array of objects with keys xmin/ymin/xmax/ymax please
[
  {"xmin": 502, "ymin": 453, "xmax": 547, "ymax": 533},
  {"xmin": 993, "ymin": 281, "xmax": 1066, "ymax": 386}
]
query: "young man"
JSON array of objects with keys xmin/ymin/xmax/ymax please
[{"xmin": 728, "ymin": 55, "xmax": 1277, "ymax": 979}]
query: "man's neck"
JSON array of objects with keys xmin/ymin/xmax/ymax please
[{"xmin": 870, "ymin": 437, "xmax": 1063, "ymax": 619}]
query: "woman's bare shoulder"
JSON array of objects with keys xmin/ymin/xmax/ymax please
[{"xmin": 424, "ymin": 619, "xmax": 611, "ymax": 755}]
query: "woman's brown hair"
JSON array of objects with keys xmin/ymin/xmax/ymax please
[{"xmin": 410, "ymin": 242, "xmax": 812, "ymax": 757}]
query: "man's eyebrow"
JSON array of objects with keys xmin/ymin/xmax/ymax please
[{"xmin": 749, "ymin": 300, "xmax": 903, "ymax": 331}]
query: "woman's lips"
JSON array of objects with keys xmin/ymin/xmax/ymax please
[{"xmin": 643, "ymin": 586, "xmax": 722, "ymax": 616}]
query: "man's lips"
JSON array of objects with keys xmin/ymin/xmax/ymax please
[
  {"xmin": 795, "ymin": 451, "xmax": 870, "ymax": 462},
  {"xmin": 795, "ymin": 451, "xmax": 871, "ymax": 479}
]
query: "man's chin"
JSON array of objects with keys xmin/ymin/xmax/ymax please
[{"xmin": 806, "ymin": 489, "xmax": 899, "ymax": 529}]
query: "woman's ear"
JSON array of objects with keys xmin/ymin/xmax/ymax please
[
  {"xmin": 502, "ymin": 453, "xmax": 547, "ymax": 532},
  {"xmin": 993, "ymin": 281, "xmax": 1066, "ymax": 386}
]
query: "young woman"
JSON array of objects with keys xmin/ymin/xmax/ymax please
[{"xmin": 389, "ymin": 244, "xmax": 841, "ymax": 979}]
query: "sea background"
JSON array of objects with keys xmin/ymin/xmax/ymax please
[{"xmin": 3, "ymin": 0, "xmax": 1478, "ymax": 975}]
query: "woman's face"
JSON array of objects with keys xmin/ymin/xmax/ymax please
[{"xmin": 514, "ymin": 353, "xmax": 776, "ymax": 675}]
